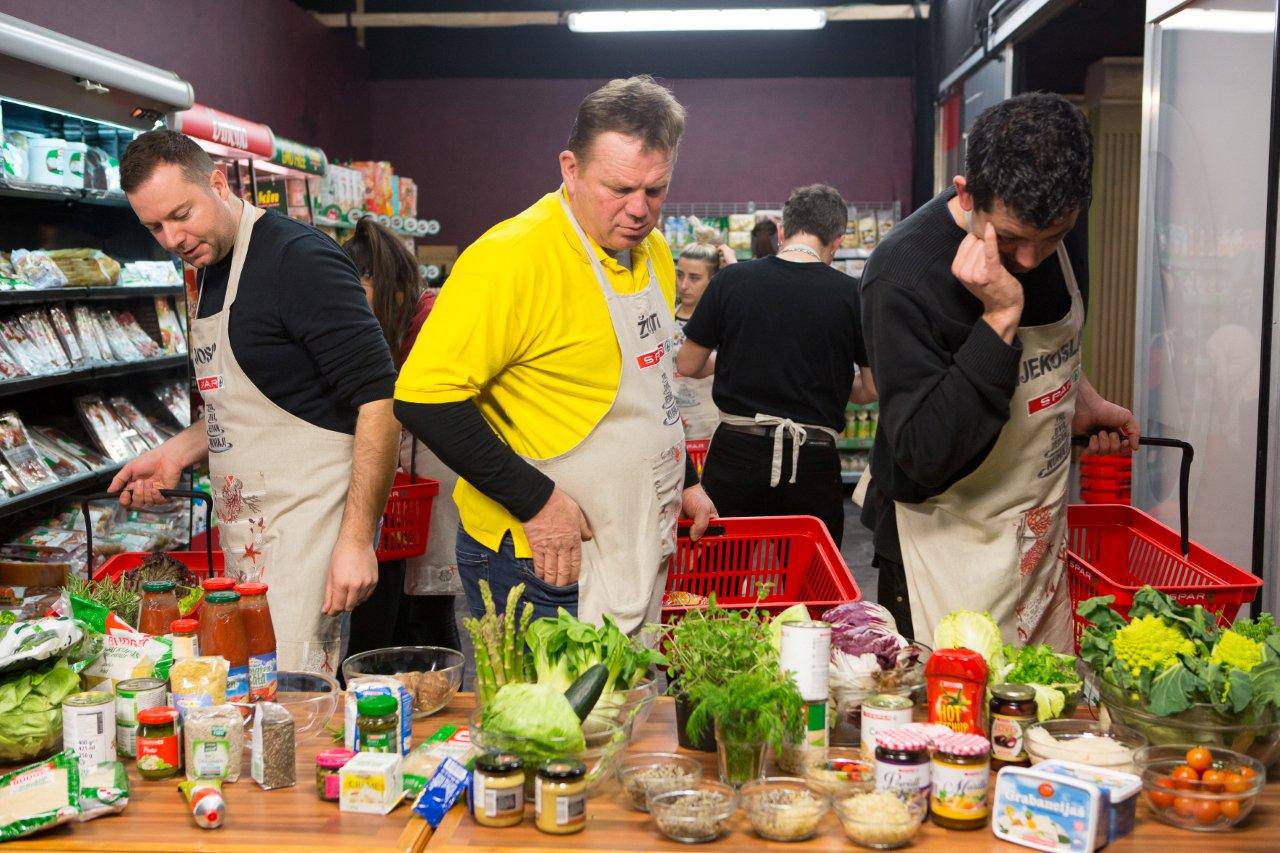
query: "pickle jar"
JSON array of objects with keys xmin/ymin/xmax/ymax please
[{"xmin": 315, "ymin": 748, "xmax": 355, "ymax": 801}]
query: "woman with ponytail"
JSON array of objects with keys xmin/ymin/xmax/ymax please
[
  {"xmin": 673, "ymin": 227, "xmax": 732, "ymax": 440},
  {"xmin": 342, "ymin": 217, "xmax": 462, "ymax": 657}
]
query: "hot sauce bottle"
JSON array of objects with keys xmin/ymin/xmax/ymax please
[{"xmin": 926, "ymin": 648, "xmax": 989, "ymax": 737}]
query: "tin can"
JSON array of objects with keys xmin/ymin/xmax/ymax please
[
  {"xmin": 115, "ymin": 677, "xmax": 167, "ymax": 757},
  {"xmin": 780, "ymin": 620, "xmax": 831, "ymax": 702},
  {"xmin": 63, "ymin": 691, "xmax": 115, "ymax": 767},
  {"xmin": 860, "ymin": 693, "xmax": 914, "ymax": 757}
]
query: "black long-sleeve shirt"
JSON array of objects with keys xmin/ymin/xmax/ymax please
[
  {"xmin": 197, "ymin": 210, "xmax": 396, "ymax": 433},
  {"xmin": 860, "ymin": 188, "xmax": 1089, "ymax": 563}
]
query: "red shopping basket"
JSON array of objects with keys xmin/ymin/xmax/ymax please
[
  {"xmin": 1066, "ymin": 437, "xmax": 1262, "ymax": 652},
  {"xmin": 663, "ymin": 515, "xmax": 859, "ymax": 623},
  {"xmin": 685, "ymin": 439, "xmax": 709, "ymax": 476},
  {"xmin": 87, "ymin": 490, "xmax": 223, "ymax": 591},
  {"xmin": 375, "ymin": 471, "xmax": 440, "ymax": 560}
]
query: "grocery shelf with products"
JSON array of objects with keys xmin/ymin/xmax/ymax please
[{"xmin": 839, "ymin": 402, "xmax": 878, "ymax": 484}]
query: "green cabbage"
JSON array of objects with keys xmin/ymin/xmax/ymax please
[
  {"xmin": 479, "ymin": 682, "xmax": 585, "ymax": 763},
  {"xmin": 934, "ymin": 610, "xmax": 1006, "ymax": 673},
  {"xmin": 0, "ymin": 659, "xmax": 83, "ymax": 761}
]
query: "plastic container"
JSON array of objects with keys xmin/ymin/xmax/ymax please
[
  {"xmin": 664, "ymin": 516, "xmax": 859, "ymax": 622},
  {"xmin": 64, "ymin": 141, "xmax": 87, "ymax": 188},
  {"xmin": 375, "ymin": 472, "xmax": 439, "ymax": 560},
  {"xmin": 1133, "ymin": 744, "xmax": 1265, "ymax": 832},
  {"xmin": 993, "ymin": 765, "xmax": 1107, "ymax": 852},
  {"xmin": 27, "ymin": 137, "xmax": 66, "ymax": 186},
  {"xmin": 1036, "ymin": 759, "xmax": 1141, "ymax": 843}
]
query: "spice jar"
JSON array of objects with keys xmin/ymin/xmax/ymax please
[
  {"xmin": 136, "ymin": 706, "xmax": 181, "ymax": 780},
  {"xmin": 989, "ymin": 684, "xmax": 1037, "ymax": 768},
  {"xmin": 874, "ymin": 728, "xmax": 931, "ymax": 800},
  {"xmin": 929, "ymin": 732, "xmax": 990, "ymax": 830},
  {"xmin": 471, "ymin": 751, "xmax": 525, "ymax": 828},
  {"xmin": 139, "ymin": 580, "xmax": 180, "ymax": 636},
  {"xmin": 356, "ymin": 695, "xmax": 399, "ymax": 753},
  {"xmin": 535, "ymin": 758, "xmax": 586, "ymax": 835},
  {"xmin": 316, "ymin": 748, "xmax": 356, "ymax": 801},
  {"xmin": 169, "ymin": 618, "xmax": 200, "ymax": 661}
]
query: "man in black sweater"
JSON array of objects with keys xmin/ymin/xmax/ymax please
[
  {"xmin": 860, "ymin": 94, "xmax": 1137, "ymax": 649},
  {"xmin": 676, "ymin": 184, "xmax": 873, "ymax": 547}
]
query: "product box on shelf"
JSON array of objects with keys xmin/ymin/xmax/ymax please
[
  {"xmin": 349, "ymin": 161, "xmax": 395, "ymax": 216},
  {"xmin": 399, "ymin": 177, "xmax": 418, "ymax": 219}
]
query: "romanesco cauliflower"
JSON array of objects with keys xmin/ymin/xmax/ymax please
[
  {"xmin": 1112, "ymin": 614, "xmax": 1194, "ymax": 676},
  {"xmin": 1210, "ymin": 629, "xmax": 1264, "ymax": 672}
]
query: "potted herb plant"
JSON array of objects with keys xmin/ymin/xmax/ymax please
[
  {"xmin": 687, "ymin": 670, "xmax": 804, "ymax": 788},
  {"xmin": 661, "ymin": 596, "xmax": 775, "ymax": 751}
]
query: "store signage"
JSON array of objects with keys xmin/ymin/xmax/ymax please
[
  {"xmin": 255, "ymin": 179, "xmax": 289, "ymax": 214},
  {"xmin": 174, "ymin": 104, "xmax": 273, "ymax": 158},
  {"xmin": 271, "ymin": 136, "xmax": 327, "ymax": 176}
]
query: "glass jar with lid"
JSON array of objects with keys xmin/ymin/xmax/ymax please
[
  {"xmin": 930, "ymin": 732, "xmax": 991, "ymax": 830},
  {"xmin": 315, "ymin": 747, "xmax": 355, "ymax": 801},
  {"xmin": 136, "ymin": 706, "xmax": 181, "ymax": 780},
  {"xmin": 535, "ymin": 758, "xmax": 586, "ymax": 835},
  {"xmin": 471, "ymin": 751, "xmax": 525, "ymax": 827},
  {"xmin": 873, "ymin": 728, "xmax": 931, "ymax": 800},
  {"xmin": 356, "ymin": 695, "xmax": 399, "ymax": 753},
  {"xmin": 989, "ymin": 684, "xmax": 1037, "ymax": 768},
  {"xmin": 139, "ymin": 580, "xmax": 180, "ymax": 636}
]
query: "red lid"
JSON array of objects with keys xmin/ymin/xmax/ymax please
[
  {"xmin": 234, "ymin": 581, "xmax": 268, "ymax": 596},
  {"xmin": 875, "ymin": 727, "xmax": 930, "ymax": 753},
  {"xmin": 934, "ymin": 732, "xmax": 990, "ymax": 757},
  {"xmin": 170, "ymin": 618, "xmax": 198, "ymax": 633},
  {"xmin": 203, "ymin": 577, "xmax": 235, "ymax": 591},
  {"xmin": 316, "ymin": 748, "xmax": 356, "ymax": 769},
  {"xmin": 137, "ymin": 706, "xmax": 178, "ymax": 726},
  {"xmin": 925, "ymin": 646, "xmax": 989, "ymax": 679}
]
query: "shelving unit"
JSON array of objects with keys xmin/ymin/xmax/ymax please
[{"xmin": 840, "ymin": 402, "xmax": 877, "ymax": 485}]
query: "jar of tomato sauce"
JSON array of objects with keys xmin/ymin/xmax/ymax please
[
  {"xmin": 234, "ymin": 582, "xmax": 277, "ymax": 701},
  {"xmin": 139, "ymin": 580, "xmax": 180, "ymax": 636},
  {"xmin": 199, "ymin": 591, "xmax": 250, "ymax": 702},
  {"xmin": 203, "ymin": 576, "xmax": 235, "ymax": 593}
]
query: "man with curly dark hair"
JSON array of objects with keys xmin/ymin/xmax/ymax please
[{"xmin": 859, "ymin": 93, "xmax": 1137, "ymax": 651}]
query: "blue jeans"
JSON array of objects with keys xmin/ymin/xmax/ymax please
[{"xmin": 455, "ymin": 525, "xmax": 578, "ymax": 622}]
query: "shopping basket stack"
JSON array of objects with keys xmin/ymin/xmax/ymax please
[
  {"xmin": 1065, "ymin": 437, "xmax": 1262, "ymax": 652},
  {"xmin": 663, "ymin": 515, "xmax": 860, "ymax": 623}
]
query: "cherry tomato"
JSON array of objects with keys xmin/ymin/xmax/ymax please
[
  {"xmin": 1201, "ymin": 769, "xmax": 1226, "ymax": 792},
  {"xmin": 1186, "ymin": 747, "xmax": 1213, "ymax": 773},
  {"xmin": 1173, "ymin": 796, "xmax": 1197, "ymax": 817},
  {"xmin": 1239, "ymin": 766, "xmax": 1258, "ymax": 782},
  {"xmin": 1148, "ymin": 777, "xmax": 1177, "ymax": 809},
  {"xmin": 1193, "ymin": 799, "xmax": 1221, "ymax": 824},
  {"xmin": 1220, "ymin": 799, "xmax": 1242, "ymax": 820},
  {"xmin": 1172, "ymin": 765, "xmax": 1200, "ymax": 790},
  {"xmin": 1224, "ymin": 772, "xmax": 1249, "ymax": 794}
]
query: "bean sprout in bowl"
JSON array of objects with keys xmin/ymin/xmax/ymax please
[
  {"xmin": 341, "ymin": 646, "xmax": 464, "ymax": 718},
  {"xmin": 275, "ymin": 670, "xmax": 339, "ymax": 736}
]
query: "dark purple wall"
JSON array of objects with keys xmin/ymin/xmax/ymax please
[
  {"xmin": 3, "ymin": 0, "xmax": 371, "ymax": 158},
  {"xmin": 368, "ymin": 77, "xmax": 915, "ymax": 247}
]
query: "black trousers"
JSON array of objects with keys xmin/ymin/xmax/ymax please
[
  {"xmin": 699, "ymin": 426, "xmax": 845, "ymax": 548},
  {"xmin": 874, "ymin": 553, "xmax": 915, "ymax": 641},
  {"xmin": 345, "ymin": 559, "xmax": 462, "ymax": 672}
]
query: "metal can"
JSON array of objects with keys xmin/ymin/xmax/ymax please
[
  {"xmin": 860, "ymin": 693, "xmax": 914, "ymax": 758},
  {"xmin": 779, "ymin": 620, "xmax": 831, "ymax": 703},
  {"xmin": 115, "ymin": 677, "xmax": 167, "ymax": 758},
  {"xmin": 63, "ymin": 691, "xmax": 115, "ymax": 768}
]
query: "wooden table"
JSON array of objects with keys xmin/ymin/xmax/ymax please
[{"xmin": 6, "ymin": 694, "xmax": 1278, "ymax": 851}]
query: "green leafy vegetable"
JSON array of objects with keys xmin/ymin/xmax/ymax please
[
  {"xmin": 0, "ymin": 658, "xmax": 83, "ymax": 760},
  {"xmin": 998, "ymin": 644, "xmax": 1082, "ymax": 721},
  {"xmin": 933, "ymin": 610, "xmax": 1005, "ymax": 673},
  {"xmin": 662, "ymin": 594, "xmax": 775, "ymax": 701},
  {"xmin": 479, "ymin": 682, "xmax": 586, "ymax": 765},
  {"xmin": 685, "ymin": 670, "xmax": 804, "ymax": 786},
  {"xmin": 525, "ymin": 609, "xmax": 664, "ymax": 698},
  {"xmin": 1147, "ymin": 660, "xmax": 1200, "ymax": 716},
  {"xmin": 1231, "ymin": 612, "xmax": 1278, "ymax": 644}
]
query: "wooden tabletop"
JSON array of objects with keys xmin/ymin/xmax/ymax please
[{"xmin": 6, "ymin": 693, "xmax": 1278, "ymax": 851}]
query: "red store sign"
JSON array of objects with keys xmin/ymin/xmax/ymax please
[{"xmin": 173, "ymin": 104, "xmax": 274, "ymax": 158}]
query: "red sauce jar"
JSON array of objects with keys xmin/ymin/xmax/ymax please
[{"xmin": 926, "ymin": 647, "xmax": 989, "ymax": 737}]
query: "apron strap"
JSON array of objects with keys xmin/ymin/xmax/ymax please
[{"xmin": 720, "ymin": 412, "xmax": 840, "ymax": 487}]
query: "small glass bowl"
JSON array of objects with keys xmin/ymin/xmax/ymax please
[
  {"xmin": 1025, "ymin": 718, "xmax": 1148, "ymax": 774},
  {"xmin": 1134, "ymin": 744, "xmax": 1265, "ymax": 831},
  {"xmin": 648, "ymin": 780, "xmax": 738, "ymax": 844},
  {"xmin": 616, "ymin": 752, "xmax": 702, "ymax": 812},
  {"xmin": 275, "ymin": 670, "xmax": 339, "ymax": 736},
  {"xmin": 340, "ymin": 646, "xmax": 464, "ymax": 717},
  {"xmin": 833, "ymin": 790, "xmax": 928, "ymax": 849},
  {"xmin": 740, "ymin": 777, "xmax": 829, "ymax": 842},
  {"xmin": 803, "ymin": 747, "xmax": 876, "ymax": 799}
]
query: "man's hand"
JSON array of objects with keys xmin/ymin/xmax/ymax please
[
  {"xmin": 681, "ymin": 483, "xmax": 716, "ymax": 542},
  {"xmin": 108, "ymin": 422, "xmax": 207, "ymax": 507},
  {"xmin": 952, "ymin": 222, "xmax": 1024, "ymax": 343},
  {"xmin": 323, "ymin": 537, "xmax": 378, "ymax": 614},
  {"xmin": 523, "ymin": 488, "xmax": 592, "ymax": 587},
  {"xmin": 1073, "ymin": 376, "xmax": 1139, "ymax": 455}
]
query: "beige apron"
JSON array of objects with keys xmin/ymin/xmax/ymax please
[
  {"xmin": 192, "ymin": 201, "xmax": 351, "ymax": 673},
  {"xmin": 521, "ymin": 192, "xmax": 684, "ymax": 634},
  {"xmin": 672, "ymin": 316, "xmax": 720, "ymax": 440},
  {"xmin": 399, "ymin": 432, "xmax": 463, "ymax": 596},
  {"xmin": 895, "ymin": 245, "xmax": 1083, "ymax": 652},
  {"xmin": 719, "ymin": 413, "xmax": 841, "ymax": 487}
]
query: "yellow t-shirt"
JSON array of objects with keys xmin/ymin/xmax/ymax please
[{"xmin": 395, "ymin": 189, "xmax": 676, "ymax": 557}]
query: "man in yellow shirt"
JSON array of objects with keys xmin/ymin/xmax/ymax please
[{"xmin": 395, "ymin": 76, "xmax": 716, "ymax": 632}]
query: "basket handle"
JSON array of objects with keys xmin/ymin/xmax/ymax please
[
  {"xmin": 1074, "ymin": 435, "xmax": 1193, "ymax": 557},
  {"xmin": 677, "ymin": 520, "xmax": 725, "ymax": 539},
  {"xmin": 80, "ymin": 489, "xmax": 215, "ymax": 579}
]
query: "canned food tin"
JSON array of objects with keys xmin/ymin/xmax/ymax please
[
  {"xmin": 63, "ymin": 691, "xmax": 115, "ymax": 767},
  {"xmin": 780, "ymin": 620, "xmax": 831, "ymax": 702},
  {"xmin": 116, "ymin": 677, "xmax": 167, "ymax": 757},
  {"xmin": 860, "ymin": 693, "xmax": 914, "ymax": 759}
]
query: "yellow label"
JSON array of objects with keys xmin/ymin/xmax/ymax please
[{"xmin": 930, "ymin": 758, "xmax": 990, "ymax": 821}]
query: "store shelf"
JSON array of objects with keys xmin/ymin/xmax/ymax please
[
  {"xmin": 837, "ymin": 437, "xmax": 875, "ymax": 451},
  {"xmin": 841, "ymin": 469, "xmax": 863, "ymax": 485},
  {"xmin": 0, "ymin": 354, "xmax": 188, "ymax": 398},
  {"xmin": 0, "ymin": 285, "xmax": 183, "ymax": 306},
  {"xmin": 0, "ymin": 463, "xmax": 124, "ymax": 520},
  {"xmin": 0, "ymin": 177, "xmax": 130, "ymax": 207}
]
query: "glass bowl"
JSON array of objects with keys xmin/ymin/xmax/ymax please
[
  {"xmin": 1025, "ymin": 718, "xmax": 1148, "ymax": 774},
  {"xmin": 340, "ymin": 646, "xmax": 464, "ymax": 718},
  {"xmin": 833, "ymin": 790, "xmax": 928, "ymax": 849},
  {"xmin": 593, "ymin": 672, "xmax": 661, "ymax": 736},
  {"xmin": 616, "ymin": 751, "xmax": 702, "ymax": 812},
  {"xmin": 275, "ymin": 670, "xmax": 339, "ymax": 737},
  {"xmin": 648, "ymin": 780, "xmax": 738, "ymax": 844},
  {"xmin": 740, "ymin": 777, "xmax": 829, "ymax": 842},
  {"xmin": 803, "ymin": 747, "xmax": 876, "ymax": 799},
  {"xmin": 1134, "ymin": 744, "xmax": 1266, "ymax": 831},
  {"xmin": 1100, "ymin": 680, "xmax": 1280, "ymax": 770},
  {"xmin": 468, "ymin": 707, "xmax": 628, "ymax": 798}
]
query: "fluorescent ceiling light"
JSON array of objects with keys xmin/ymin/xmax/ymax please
[
  {"xmin": 566, "ymin": 8, "xmax": 827, "ymax": 33},
  {"xmin": 1161, "ymin": 8, "xmax": 1274, "ymax": 34}
]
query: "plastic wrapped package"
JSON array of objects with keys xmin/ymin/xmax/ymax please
[
  {"xmin": 1, "ymin": 132, "xmax": 30, "ymax": 182},
  {"xmin": 92, "ymin": 312, "xmax": 142, "ymax": 362},
  {"xmin": 0, "ymin": 411, "xmax": 59, "ymax": 490},
  {"xmin": 0, "ymin": 254, "xmax": 30, "ymax": 291},
  {"xmin": 107, "ymin": 397, "xmax": 163, "ymax": 448},
  {"xmin": 1, "ymin": 317, "xmax": 51, "ymax": 375},
  {"xmin": 0, "ymin": 343, "xmax": 28, "ymax": 380},
  {"xmin": 71, "ymin": 305, "xmax": 113, "ymax": 364},
  {"xmin": 30, "ymin": 427, "xmax": 107, "ymax": 472},
  {"xmin": 46, "ymin": 249, "xmax": 120, "ymax": 287},
  {"xmin": 9, "ymin": 251, "xmax": 68, "ymax": 289},
  {"xmin": 152, "ymin": 381, "xmax": 189, "ymax": 427},
  {"xmin": 153, "ymin": 298, "xmax": 186, "ymax": 355},
  {"xmin": 75, "ymin": 395, "xmax": 138, "ymax": 462},
  {"xmin": 45, "ymin": 306, "xmax": 85, "ymax": 368},
  {"xmin": 0, "ymin": 462, "xmax": 25, "ymax": 498},
  {"xmin": 17, "ymin": 310, "xmax": 71, "ymax": 373},
  {"xmin": 111, "ymin": 311, "xmax": 160, "ymax": 359}
]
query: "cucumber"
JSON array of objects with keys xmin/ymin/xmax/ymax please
[{"xmin": 564, "ymin": 663, "xmax": 609, "ymax": 721}]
